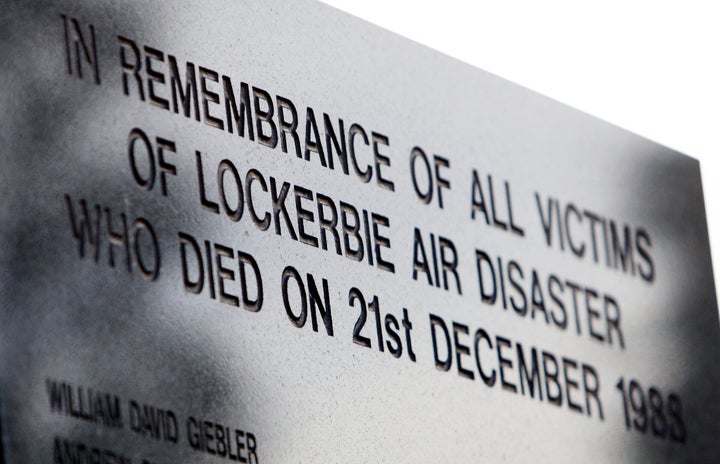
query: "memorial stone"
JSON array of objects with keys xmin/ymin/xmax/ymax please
[{"xmin": 1, "ymin": 1, "xmax": 719, "ymax": 462}]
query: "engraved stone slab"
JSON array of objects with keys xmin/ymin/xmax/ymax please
[{"xmin": 1, "ymin": 1, "xmax": 719, "ymax": 462}]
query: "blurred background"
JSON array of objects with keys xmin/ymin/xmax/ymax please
[{"xmin": 322, "ymin": 0, "xmax": 720, "ymax": 307}]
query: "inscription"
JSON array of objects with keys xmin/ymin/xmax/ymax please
[
  {"xmin": 50, "ymin": 17, "xmax": 684, "ymax": 449},
  {"xmin": 193, "ymin": 152, "xmax": 395, "ymax": 272},
  {"xmin": 48, "ymin": 380, "xmax": 123, "ymax": 429},
  {"xmin": 61, "ymin": 15, "xmax": 100, "ymax": 85},
  {"xmin": 54, "ymin": 437, "xmax": 130, "ymax": 464},
  {"xmin": 429, "ymin": 314, "xmax": 604, "ymax": 419},
  {"xmin": 4, "ymin": 6, "xmax": 713, "ymax": 462},
  {"xmin": 46, "ymin": 379, "xmax": 260, "ymax": 463},
  {"xmin": 117, "ymin": 37, "xmax": 395, "ymax": 191}
]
